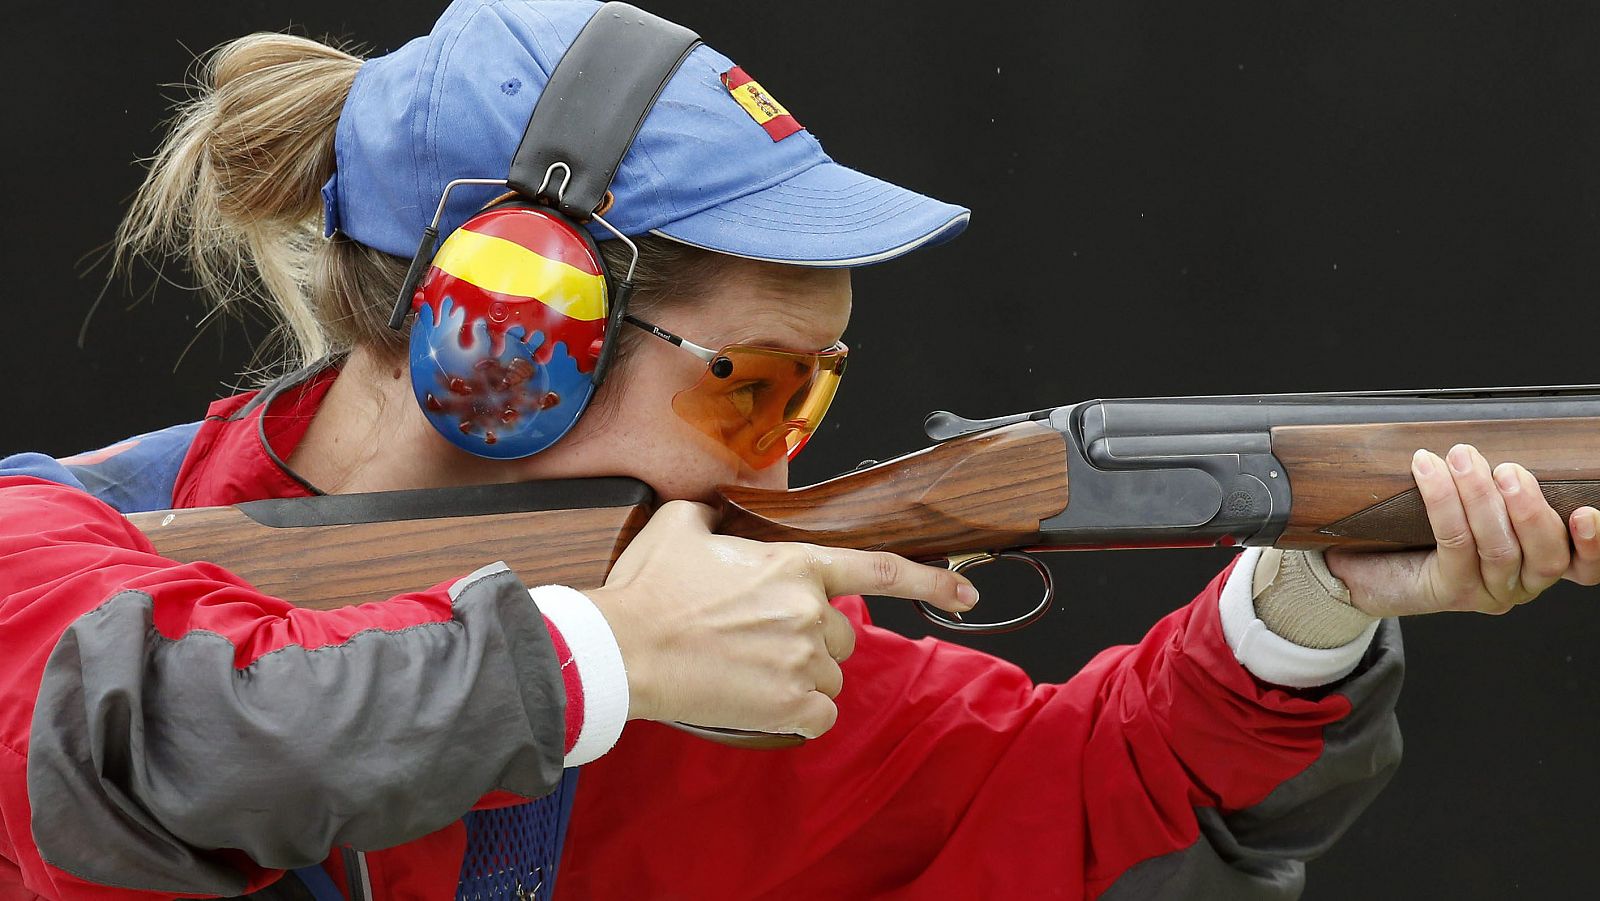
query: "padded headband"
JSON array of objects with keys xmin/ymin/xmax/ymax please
[{"xmin": 507, "ymin": 2, "xmax": 701, "ymax": 220}]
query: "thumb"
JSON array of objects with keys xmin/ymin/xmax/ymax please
[
  {"xmin": 648, "ymin": 499, "xmax": 718, "ymax": 534},
  {"xmin": 610, "ymin": 500, "xmax": 718, "ymax": 583},
  {"xmin": 786, "ymin": 692, "xmax": 840, "ymax": 740}
]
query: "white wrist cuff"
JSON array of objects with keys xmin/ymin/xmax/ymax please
[
  {"xmin": 530, "ymin": 584, "xmax": 629, "ymax": 766},
  {"xmin": 1221, "ymin": 548, "xmax": 1381, "ymax": 688}
]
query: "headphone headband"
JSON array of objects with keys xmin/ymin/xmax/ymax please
[
  {"xmin": 392, "ymin": 2, "xmax": 702, "ymax": 459},
  {"xmin": 509, "ymin": 2, "xmax": 701, "ymax": 220}
]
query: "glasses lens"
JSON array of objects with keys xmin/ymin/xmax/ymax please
[{"xmin": 671, "ymin": 343, "xmax": 847, "ymax": 469}]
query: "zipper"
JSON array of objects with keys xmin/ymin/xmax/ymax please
[{"xmin": 341, "ymin": 848, "xmax": 373, "ymax": 901}]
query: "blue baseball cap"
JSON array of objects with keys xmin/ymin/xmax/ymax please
[{"xmin": 322, "ymin": 0, "xmax": 970, "ymax": 268}]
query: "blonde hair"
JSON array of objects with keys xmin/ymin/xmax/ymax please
[{"xmin": 117, "ymin": 31, "xmax": 725, "ymax": 379}]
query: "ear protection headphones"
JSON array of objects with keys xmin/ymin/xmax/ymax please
[{"xmin": 387, "ymin": 3, "xmax": 701, "ymax": 459}]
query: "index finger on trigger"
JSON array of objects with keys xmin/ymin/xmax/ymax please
[{"xmin": 811, "ymin": 546, "xmax": 978, "ymax": 613}]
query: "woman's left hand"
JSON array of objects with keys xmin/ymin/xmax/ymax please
[{"xmin": 1325, "ymin": 444, "xmax": 1600, "ymax": 618}]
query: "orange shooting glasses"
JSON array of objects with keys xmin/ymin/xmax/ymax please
[{"xmin": 625, "ymin": 315, "xmax": 848, "ymax": 469}]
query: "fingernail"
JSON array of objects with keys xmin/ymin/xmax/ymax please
[
  {"xmin": 956, "ymin": 583, "xmax": 980, "ymax": 608},
  {"xmin": 1412, "ymin": 449, "xmax": 1435, "ymax": 477},
  {"xmin": 1495, "ymin": 463, "xmax": 1520, "ymax": 494},
  {"xmin": 1577, "ymin": 510, "xmax": 1598, "ymax": 542},
  {"xmin": 950, "ymin": 610, "xmax": 965, "ymax": 622},
  {"xmin": 1448, "ymin": 445, "xmax": 1472, "ymax": 475}
]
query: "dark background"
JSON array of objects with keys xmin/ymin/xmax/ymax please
[{"xmin": 6, "ymin": 0, "xmax": 1599, "ymax": 897}]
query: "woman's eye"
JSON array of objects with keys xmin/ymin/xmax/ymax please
[{"xmin": 726, "ymin": 381, "xmax": 769, "ymax": 418}]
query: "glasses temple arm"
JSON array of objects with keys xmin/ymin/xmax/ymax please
[{"xmin": 623, "ymin": 314, "xmax": 719, "ymax": 362}]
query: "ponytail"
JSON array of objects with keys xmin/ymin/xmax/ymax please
[{"xmin": 116, "ymin": 33, "xmax": 370, "ymax": 370}]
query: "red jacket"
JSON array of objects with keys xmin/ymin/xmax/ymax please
[{"xmin": 0, "ymin": 368, "xmax": 1403, "ymax": 900}]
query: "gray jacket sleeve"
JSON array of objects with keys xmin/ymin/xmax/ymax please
[
  {"xmin": 1099, "ymin": 619, "xmax": 1404, "ymax": 900},
  {"xmin": 26, "ymin": 563, "xmax": 565, "ymax": 897}
]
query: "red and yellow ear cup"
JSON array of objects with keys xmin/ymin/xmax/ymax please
[{"xmin": 408, "ymin": 206, "xmax": 609, "ymax": 458}]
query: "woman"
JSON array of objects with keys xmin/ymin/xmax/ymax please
[{"xmin": 1, "ymin": 1, "xmax": 1595, "ymax": 899}]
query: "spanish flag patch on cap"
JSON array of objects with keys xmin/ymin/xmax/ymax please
[{"xmin": 722, "ymin": 66, "xmax": 803, "ymax": 141}]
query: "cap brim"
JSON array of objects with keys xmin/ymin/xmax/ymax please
[{"xmin": 650, "ymin": 160, "xmax": 969, "ymax": 268}]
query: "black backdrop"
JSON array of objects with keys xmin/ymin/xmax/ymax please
[{"xmin": 6, "ymin": 1, "xmax": 1599, "ymax": 897}]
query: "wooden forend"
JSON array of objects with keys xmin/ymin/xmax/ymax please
[{"xmin": 1272, "ymin": 416, "xmax": 1600, "ymax": 550}]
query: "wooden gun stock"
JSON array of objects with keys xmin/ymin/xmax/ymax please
[
  {"xmin": 127, "ymin": 479, "xmax": 653, "ymax": 612},
  {"xmin": 125, "ymin": 425, "xmax": 1072, "ymax": 610},
  {"xmin": 718, "ymin": 422, "xmax": 1071, "ymax": 555}
]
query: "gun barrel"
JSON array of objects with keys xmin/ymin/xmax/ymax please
[{"xmin": 1092, "ymin": 387, "xmax": 1600, "ymax": 437}]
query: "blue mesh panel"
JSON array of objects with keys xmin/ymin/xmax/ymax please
[{"xmin": 457, "ymin": 770, "xmax": 579, "ymax": 901}]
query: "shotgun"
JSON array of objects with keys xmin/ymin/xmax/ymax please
[{"xmin": 128, "ymin": 385, "xmax": 1600, "ymax": 635}]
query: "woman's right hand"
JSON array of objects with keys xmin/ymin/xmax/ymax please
[{"xmin": 584, "ymin": 500, "xmax": 978, "ymax": 739}]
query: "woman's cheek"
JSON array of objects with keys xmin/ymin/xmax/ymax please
[{"xmin": 638, "ymin": 427, "xmax": 741, "ymax": 502}]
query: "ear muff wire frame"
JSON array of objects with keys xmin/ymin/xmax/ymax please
[{"xmin": 386, "ymin": 169, "xmax": 639, "ymax": 320}]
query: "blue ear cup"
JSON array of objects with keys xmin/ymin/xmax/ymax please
[{"xmin": 406, "ymin": 205, "xmax": 611, "ymax": 459}]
